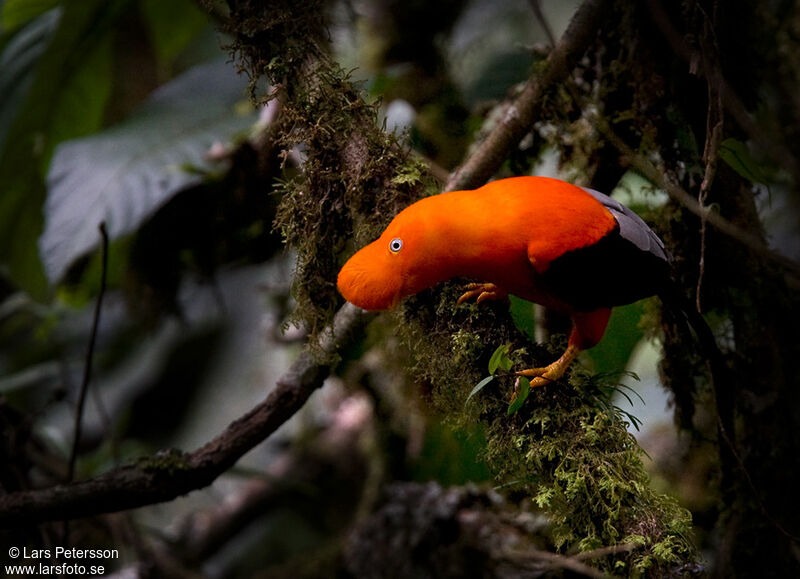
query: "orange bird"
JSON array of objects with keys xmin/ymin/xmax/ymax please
[{"xmin": 337, "ymin": 176, "xmax": 669, "ymax": 388}]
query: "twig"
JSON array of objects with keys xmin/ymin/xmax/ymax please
[
  {"xmin": 597, "ymin": 119, "xmax": 800, "ymax": 285},
  {"xmin": 695, "ymin": 117, "xmax": 722, "ymax": 313},
  {"xmin": 0, "ymin": 304, "xmax": 373, "ymax": 526},
  {"xmin": 508, "ymin": 548, "xmax": 607, "ymax": 579},
  {"xmin": 696, "ymin": 93, "xmax": 724, "ymax": 313},
  {"xmin": 694, "ymin": 5, "xmax": 724, "ymax": 314},
  {"xmin": 645, "ymin": 0, "xmax": 800, "ymax": 186},
  {"xmin": 67, "ymin": 223, "xmax": 109, "ymax": 483},
  {"xmin": 446, "ymin": 0, "xmax": 611, "ymax": 192},
  {"xmin": 527, "ymin": 0, "xmax": 557, "ymax": 47},
  {"xmin": 573, "ymin": 542, "xmax": 637, "ymax": 561}
]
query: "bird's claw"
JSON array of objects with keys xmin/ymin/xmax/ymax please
[
  {"xmin": 513, "ymin": 343, "xmax": 580, "ymax": 390},
  {"xmin": 515, "ymin": 368, "xmax": 556, "ymax": 391},
  {"xmin": 456, "ymin": 282, "xmax": 507, "ymax": 305},
  {"xmin": 515, "ymin": 366, "xmax": 548, "ymax": 378},
  {"xmin": 514, "ymin": 360, "xmax": 568, "ymax": 389}
]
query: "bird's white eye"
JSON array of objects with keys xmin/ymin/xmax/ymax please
[{"xmin": 389, "ymin": 238, "xmax": 403, "ymax": 253}]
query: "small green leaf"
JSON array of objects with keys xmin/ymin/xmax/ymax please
[
  {"xmin": 509, "ymin": 295, "xmax": 537, "ymax": 341},
  {"xmin": 719, "ymin": 138, "xmax": 767, "ymax": 185},
  {"xmin": 507, "ymin": 377, "xmax": 530, "ymax": 415},
  {"xmin": 488, "ymin": 344, "xmax": 512, "ymax": 374},
  {"xmin": 0, "ymin": 9, "xmax": 60, "ymax": 151},
  {"xmin": 0, "ymin": 0, "xmax": 127, "ymax": 298},
  {"xmin": 466, "ymin": 375, "xmax": 494, "ymax": 405},
  {"xmin": 488, "ymin": 344, "xmax": 506, "ymax": 374}
]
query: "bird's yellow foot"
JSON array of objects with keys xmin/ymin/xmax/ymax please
[
  {"xmin": 456, "ymin": 282, "xmax": 508, "ymax": 305},
  {"xmin": 515, "ymin": 364, "xmax": 562, "ymax": 389},
  {"xmin": 515, "ymin": 344, "xmax": 580, "ymax": 389}
]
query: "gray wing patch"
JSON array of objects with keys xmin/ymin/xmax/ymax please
[{"xmin": 581, "ymin": 187, "xmax": 668, "ymax": 261}]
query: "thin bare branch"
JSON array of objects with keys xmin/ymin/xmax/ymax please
[
  {"xmin": 527, "ymin": 0, "xmax": 557, "ymax": 47},
  {"xmin": 67, "ymin": 222, "xmax": 109, "ymax": 483},
  {"xmin": 506, "ymin": 548, "xmax": 607, "ymax": 579},
  {"xmin": 597, "ymin": 118, "xmax": 800, "ymax": 285},
  {"xmin": 645, "ymin": 0, "xmax": 800, "ymax": 185},
  {"xmin": 696, "ymin": 37, "xmax": 725, "ymax": 311},
  {"xmin": 696, "ymin": 103, "xmax": 723, "ymax": 312},
  {"xmin": 446, "ymin": 0, "xmax": 611, "ymax": 191}
]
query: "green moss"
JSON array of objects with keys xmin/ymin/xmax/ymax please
[
  {"xmin": 484, "ymin": 371, "xmax": 694, "ymax": 573},
  {"xmin": 391, "ymin": 282, "xmax": 695, "ymax": 575},
  {"xmin": 226, "ymin": 2, "xmax": 434, "ymax": 346},
  {"xmin": 137, "ymin": 448, "xmax": 191, "ymax": 475}
]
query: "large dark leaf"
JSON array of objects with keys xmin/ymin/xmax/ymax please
[
  {"xmin": 0, "ymin": 0, "xmax": 123, "ymax": 300},
  {"xmin": 40, "ymin": 59, "xmax": 255, "ymax": 283}
]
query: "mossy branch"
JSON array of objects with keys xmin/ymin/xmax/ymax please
[{"xmin": 0, "ymin": 304, "xmax": 372, "ymax": 527}]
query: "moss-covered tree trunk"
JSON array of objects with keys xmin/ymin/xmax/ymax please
[{"xmin": 712, "ymin": 169, "xmax": 800, "ymax": 576}]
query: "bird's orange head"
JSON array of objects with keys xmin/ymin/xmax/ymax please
[{"xmin": 337, "ymin": 198, "xmax": 452, "ymax": 310}]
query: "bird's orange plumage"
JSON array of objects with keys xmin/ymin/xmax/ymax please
[{"xmin": 337, "ymin": 176, "xmax": 665, "ymax": 387}]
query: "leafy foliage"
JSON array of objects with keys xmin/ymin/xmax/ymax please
[
  {"xmin": 465, "ymin": 375, "xmax": 494, "ymax": 405},
  {"xmin": 40, "ymin": 59, "xmax": 255, "ymax": 282},
  {"xmin": 0, "ymin": 7, "xmax": 60, "ymax": 149},
  {"xmin": 474, "ymin": 344, "xmax": 533, "ymax": 415},
  {"xmin": 719, "ymin": 137, "xmax": 770, "ymax": 185},
  {"xmin": 0, "ymin": 0, "xmax": 59, "ymax": 33},
  {"xmin": 0, "ymin": 0, "xmax": 125, "ymax": 298},
  {"xmin": 506, "ymin": 377, "xmax": 530, "ymax": 415},
  {"xmin": 488, "ymin": 343, "xmax": 513, "ymax": 373}
]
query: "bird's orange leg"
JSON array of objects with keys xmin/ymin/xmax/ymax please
[
  {"xmin": 515, "ymin": 308, "xmax": 612, "ymax": 389},
  {"xmin": 456, "ymin": 282, "xmax": 508, "ymax": 305}
]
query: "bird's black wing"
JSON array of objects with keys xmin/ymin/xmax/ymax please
[
  {"xmin": 581, "ymin": 187, "xmax": 669, "ymax": 262},
  {"xmin": 536, "ymin": 187, "xmax": 670, "ymax": 311}
]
